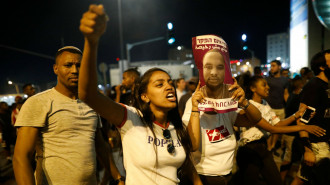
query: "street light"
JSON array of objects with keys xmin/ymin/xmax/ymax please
[
  {"xmin": 8, "ymin": 80, "xmax": 20, "ymax": 94},
  {"xmin": 241, "ymin": 34, "xmax": 255, "ymax": 64},
  {"xmin": 167, "ymin": 22, "xmax": 175, "ymax": 45},
  {"xmin": 241, "ymin": 34, "xmax": 247, "ymax": 42}
]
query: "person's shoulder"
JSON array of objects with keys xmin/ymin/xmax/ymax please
[
  {"xmin": 24, "ymin": 89, "xmax": 53, "ymax": 103},
  {"xmin": 304, "ymin": 77, "xmax": 323, "ymax": 89}
]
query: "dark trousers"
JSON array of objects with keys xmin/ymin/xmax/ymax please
[
  {"xmin": 199, "ymin": 173, "xmax": 232, "ymax": 185},
  {"xmin": 235, "ymin": 138, "xmax": 283, "ymax": 185}
]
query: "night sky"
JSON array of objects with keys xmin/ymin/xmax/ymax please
[{"xmin": 0, "ymin": 0, "xmax": 290, "ymax": 94}]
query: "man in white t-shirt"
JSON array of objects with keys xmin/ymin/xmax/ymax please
[{"xmin": 12, "ymin": 46, "xmax": 120, "ymax": 185}]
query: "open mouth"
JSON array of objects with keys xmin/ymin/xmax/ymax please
[{"xmin": 166, "ymin": 92, "xmax": 176, "ymax": 102}]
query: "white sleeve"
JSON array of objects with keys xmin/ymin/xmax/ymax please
[
  {"xmin": 181, "ymin": 97, "xmax": 192, "ymax": 126},
  {"xmin": 117, "ymin": 105, "xmax": 142, "ymax": 135},
  {"xmin": 15, "ymin": 96, "xmax": 49, "ymax": 127}
]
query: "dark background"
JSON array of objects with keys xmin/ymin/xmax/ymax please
[{"xmin": 0, "ymin": 0, "xmax": 290, "ymax": 93}]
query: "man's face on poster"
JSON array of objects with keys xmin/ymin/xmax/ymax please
[{"xmin": 203, "ymin": 51, "xmax": 225, "ymax": 89}]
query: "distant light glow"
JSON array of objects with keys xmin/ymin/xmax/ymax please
[
  {"xmin": 190, "ymin": 64, "xmax": 194, "ymax": 68},
  {"xmin": 233, "ymin": 74, "xmax": 237, "ymax": 77},
  {"xmin": 263, "ymin": 72, "xmax": 268, "ymax": 75},
  {"xmin": 246, "ymin": 61, "xmax": 250, "ymax": 65},
  {"xmin": 177, "ymin": 46, "xmax": 182, "ymax": 50},
  {"xmin": 243, "ymin": 46, "xmax": 248, "ymax": 50},
  {"xmin": 8, "ymin": 81, "xmax": 13, "ymax": 85},
  {"xmin": 237, "ymin": 62, "xmax": 241, "ymax": 66},
  {"xmin": 282, "ymin": 63, "xmax": 288, "ymax": 68},
  {"xmin": 168, "ymin": 38, "xmax": 175, "ymax": 44},
  {"xmin": 276, "ymin": 57, "xmax": 282, "ymax": 60},
  {"xmin": 242, "ymin": 34, "xmax": 247, "ymax": 42},
  {"xmin": 167, "ymin": 22, "xmax": 173, "ymax": 30},
  {"xmin": 98, "ymin": 85, "xmax": 102, "ymax": 89}
]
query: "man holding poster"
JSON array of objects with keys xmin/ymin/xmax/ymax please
[{"xmin": 182, "ymin": 35, "xmax": 262, "ymax": 185}]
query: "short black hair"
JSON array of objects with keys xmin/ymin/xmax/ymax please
[
  {"xmin": 176, "ymin": 77, "xmax": 185, "ymax": 85},
  {"xmin": 291, "ymin": 76, "xmax": 303, "ymax": 91},
  {"xmin": 310, "ymin": 49, "xmax": 330, "ymax": 75},
  {"xmin": 55, "ymin": 46, "xmax": 82, "ymax": 64},
  {"xmin": 124, "ymin": 67, "xmax": 140, "ymax": 83},
  {"xmin": 300, "ymin": 67, "xmax": 311, "ymax": 76},
  {"xmin": 22, "ymin": 83, "xmax": 33, "ymax": 91},
  {"xmin": 270, "ymin": 60, "xmax": 281, "ymax": 66}
]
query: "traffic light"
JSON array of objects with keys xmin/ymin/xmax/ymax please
[
  {"xmin": 167, "ymin": 22, "xmax": 175, "ymax": 45},
  {"xmin": 243, "ymin": 46, "xmax": 248, "ymax": 50}
]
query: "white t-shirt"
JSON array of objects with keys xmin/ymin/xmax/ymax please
[
  {"xmin": 182, "ymin": 98, "xmax": 238, "ymax": 176},
  {"xmin": 118, "ymin": 105, "xmax": 186, "ymax": 185},
  {"xmin": 239, "ymin": 99, "xmax": 280, "ymax": 145},
  {"xmin": 15, "ymin": 88, "xmax": 100, "ymax": 185}
]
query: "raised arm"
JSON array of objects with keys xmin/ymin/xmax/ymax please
[
  {"xmin": 78, "ymin": 4, "xmax": 124, "ymax": 126},
  {"xmin": 187, "ymin": 82, "xmax": 204, "ymax": 151},
  {"xmin": 13, "ymin": 127, "xmax": 39, "ymax": 185}
]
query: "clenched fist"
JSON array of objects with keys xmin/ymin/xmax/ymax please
[{"xmin": 80, "ymin": 4, "xmax": 108, "ymax": 44}]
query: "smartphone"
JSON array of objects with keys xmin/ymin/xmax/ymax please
[{"xmin": 300, "ymin": 106, "xmax": 316, "ymax": 123}]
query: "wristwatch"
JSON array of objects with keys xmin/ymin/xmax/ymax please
[{"xmin": 239, "ymin": 99, "xmax": 250, "ymax": 110}]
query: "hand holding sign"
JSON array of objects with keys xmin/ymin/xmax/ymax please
[
  {"xmin": 229, "ymin": 77, "xmax": 245, "ymax": 106},
  {"xmin": 191, "ymin": 81, "xmax": 205, "ymax": 111}
]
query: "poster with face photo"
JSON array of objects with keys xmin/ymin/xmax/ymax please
[{"xmin": 192, "ymin": 34, "xmax": 238, "ymax": 113}]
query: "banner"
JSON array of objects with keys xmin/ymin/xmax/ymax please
[{"xmin": 192, "ymin": 34, "xmax": 237, "ymax": 113}]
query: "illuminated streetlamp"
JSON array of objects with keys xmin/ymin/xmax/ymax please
[{"xmin": 8, "ymin": 80, "xmax": 20, "ymax": 94}]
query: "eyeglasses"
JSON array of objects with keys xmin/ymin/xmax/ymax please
[{"xmin": 163, "ymin": 129, "xmax": 175, "ymax": 154}]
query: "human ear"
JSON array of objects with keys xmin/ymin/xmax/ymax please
[
  {"xmin": 53, "ymin": 64, "xmax": 58, "ymax": 75},
  {"xmin": 141, "ymin": 93, "xmax": 150, "ymax": 103},
  {"xmin": 250, "ymin": 86, "xmax": 256, "ymax": 93}
]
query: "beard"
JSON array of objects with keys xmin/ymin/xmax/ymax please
[{"xmin": 272, "ymin": 70, "xmax": 279, "ymax": 76}]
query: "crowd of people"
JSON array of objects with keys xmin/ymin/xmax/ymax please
[{"xmin": 0, "ymin": 4, "xmax": 329, "ymax": 185}]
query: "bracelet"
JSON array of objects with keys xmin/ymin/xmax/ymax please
[
  {"xmin": 293, "ymin": 113, "xmax": 299, "ymax": 120},
  {"xmin": 192, "ymin": 110, "xmax": 200, "ymax": 113},
  {"xmin": 239, "ymin": 99, "xmax": 250, "ymax": 110}
]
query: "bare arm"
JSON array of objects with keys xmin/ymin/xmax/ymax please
[
  {"xmin": 78, "ymin": 4, "xmax": 125, "ymax": 126},
  {"xmin": 296, "ymin": 103, "xmax": 317, "ymax": 166},
  {"xmin": 284, "ymin": 88, "xmax": 289, "ymax": 102},
  {"xmin": 256, "ymin": 118, "xmax": 325, "ymax": 136},
  {"xmin": 95, "ymin": 128, "xmax": 124, "ymax": 185},
  {"xmin": 114, "ymin": 85, "xmax": 122, "ymax": 103},
  {"xmin": 13, "ymin": 127, "xmax": 39, "ymax": 185},
  {"xmin": 229, "ymin": 78, "xmax": 261, "ymax": 127},
  {"xmin": 95, "ymin": 128, "xmax": 111, "ymax": 176},
  {"xmin": 187, "ymin": 82, "xmax": 204, "ymax": 152},
  {"xmin": 234, "ymin": 102, "xmax": 262, "ymax": 127}
]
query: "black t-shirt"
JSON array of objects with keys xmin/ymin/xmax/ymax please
[
  {"xmin": 120, "ymin": 91, "xmax": 133, "ymax": 106},
  {"xmin": 265, "ymin": 76, "xmax": 289, "ymax": 109},
  {"xmin": 300, "ymin": 77, "xmax": 330, "ymax": 143},
  {"xmin": 284, "ymin": 93, "xmax": 301, "ymax": 137}
]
